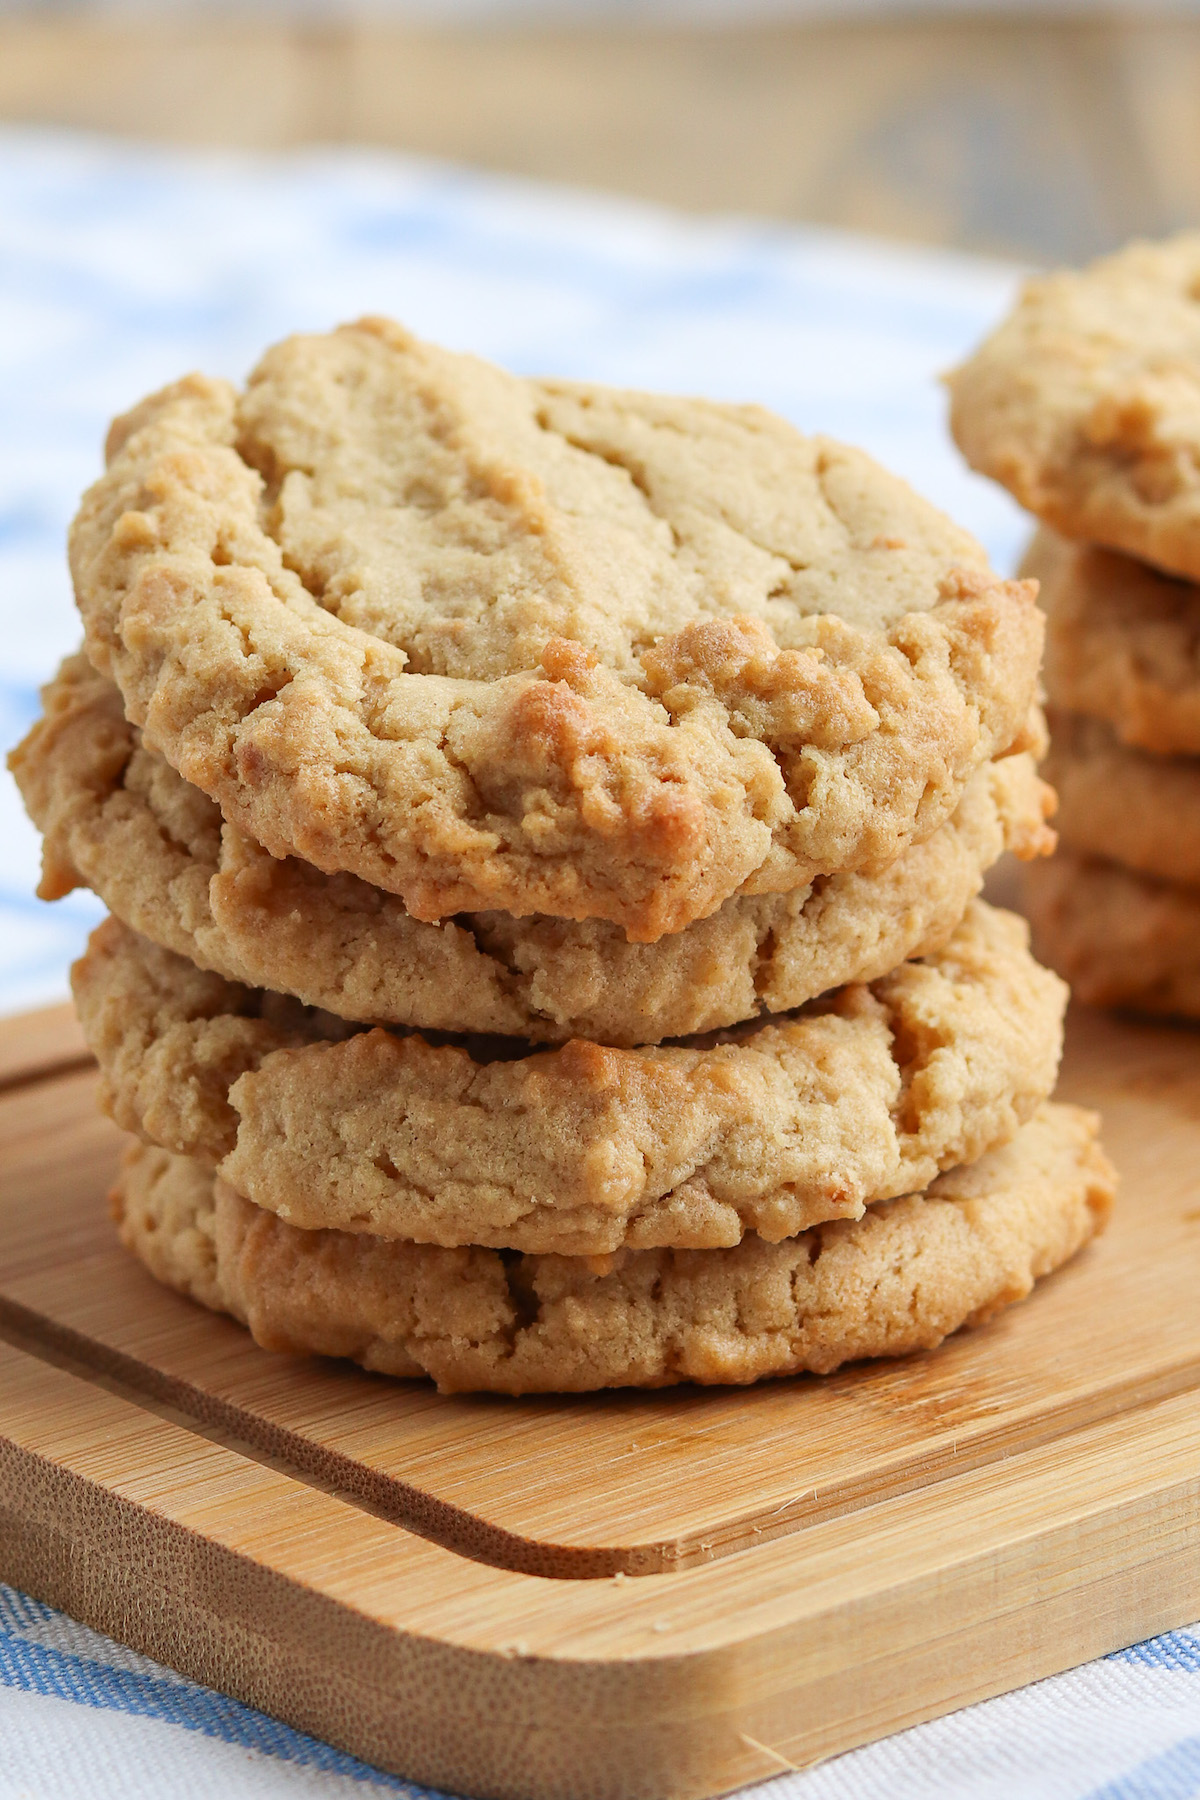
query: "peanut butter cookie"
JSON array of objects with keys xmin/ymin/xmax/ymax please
[
  {"xmin": 112, "ymin": 1104, "xmax": 1113, "ymax": 1393},
  {"xmin": 1025, "ymin": 850, "xmax": 1200, "ymax": 1018},
  {"xmin": 1028, "ymin": 528, "xmax": 1200, "ymax": 756},
  {"xmin": 950, "ymin": 233, "xmax": 1200, "ymax": 582},
  {"xmin": 70, "ymin": 320, "xmax": 1042, "ymax": 941},
  {"xmin": 1044, "ymin": 708, "xmax": 1200, "ymax": 888},
  {"xmin": 13, "ymin": 653, "xmax": 1055, "ymax": 1045},
  {"xmin": 74, "ymin": 901, "xmax": 1067, "ymax": 1256}
]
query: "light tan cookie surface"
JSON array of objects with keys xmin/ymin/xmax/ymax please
[
  {"xmin": 1044, "ymin": 709, "xmax": 1200, "ymax": 888},
  {"xmin": 112, "ymin": 1104, "xmax": 1114, "ymax": 1394},
  {"xmin": 1025, "ymin": 851, "xmax": 1200, "ymax": 1017},
  {"xmin": 74, "ymin": 901, "xmax": 1067, "ymax": 1255},
  {"xmin": 13, "ymin": 654, "xmax": 1055, "ymax": 1045},
  {"xmin": 1028, "ymin": 527, "xmax": 1200, "ymax": 755},
  {"xmin": 70, "ymin": 320, "xmax": 1042, "ymax": 941},
  {"xmin": 950, "ymin": 233, "xmax": 1200, "ymax": 582}
]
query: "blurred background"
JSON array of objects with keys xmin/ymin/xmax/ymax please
[
  {"xmin": 4, "ymin": 0, "xmax": 1200, "ymax": 1011},
  {"xmin": 4, "ymin": 0, "xmax": 1200, "ymax": 263}
]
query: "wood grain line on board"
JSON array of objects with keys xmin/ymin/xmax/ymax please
[{"xmin": 2, "ymin": 1003, "xmax": 1200, "ymax": 1579}]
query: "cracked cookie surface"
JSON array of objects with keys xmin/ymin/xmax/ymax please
[
  {"xmin": 13, "ymin": 652, "xmax": 1056, "ymax": 1045},
  {"xmin": 950, "ymin": 233, "xmax": 1200, "ymax": 583},
  {"xmin": 112, "ymin": 1104, "xmax": 1114, "ymax": 1393},
  {"xmin": 74, "ymin": 900, "xmax": 1067, "ymax": 1256},
  {"xmin": 70, "ymin": 319, "xmax": 1042, "ymax": 941}
]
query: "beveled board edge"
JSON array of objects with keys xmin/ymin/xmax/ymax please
[{"xmin": 6, "ymin": 1334, "xmax": 1200, "ymax": 1800}]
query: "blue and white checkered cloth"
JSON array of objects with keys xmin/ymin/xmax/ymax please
[{"xmin": 1, "ymin": 126, "xmax": 1198, "ymax": 1799}]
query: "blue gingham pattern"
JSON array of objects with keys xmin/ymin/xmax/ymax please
[{"xmin": 0, "ymin": 127, "xmax": 1197, "ymax": 1799}]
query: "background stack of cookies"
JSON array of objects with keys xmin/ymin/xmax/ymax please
[
  {"xmin": 10, "ymin": 317, "xmax": 1114, "ymax": 1394},
  {"xmin": 950, "ymin": 233, "xmax": 1200, "ymax": 1019}
]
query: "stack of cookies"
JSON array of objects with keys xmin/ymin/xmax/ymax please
[
  {"xmin": 10, "ymin": 318, "xmax": 1114, "ymax": 1393},
  {"xmin": 950, "ymin": 232, "xmax": 1200, "ymax": 1017}
]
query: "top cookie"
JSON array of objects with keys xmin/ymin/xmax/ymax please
[
  {"xmin": 70, "ymin": 318, "xmax": 1041, "ymax": 941},
  {"xmin": 949, "ymin": 233, "xmax": 1200, "ymax": 583}
]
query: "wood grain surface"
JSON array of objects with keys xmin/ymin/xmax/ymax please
[
  {"xmin": 0, "ymin": 1006, "xmax": 1193, "ymax": 1578},
  {"xmin": 1, "ymin": 1000, "xmax": 1200, "ymax": 1794},
  {"xmin": 2, "ymin": 14, "xmax": 1198, "ymax": 262}
]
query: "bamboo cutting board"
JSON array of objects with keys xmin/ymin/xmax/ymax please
[{"xmin": 2, "ymin": 1000, "xmax": 1200, "ymax": 1799}]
